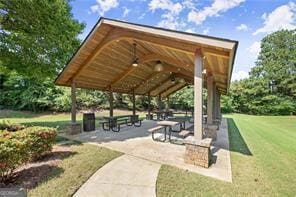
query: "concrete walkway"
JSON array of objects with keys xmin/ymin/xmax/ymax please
[
  {"xmin": 74, "ymin": 154, "xmax": 161, "ymax": 197},
  {"xmin": 64, "ymin": 118, "xmax": 232, "ymax": 182}
]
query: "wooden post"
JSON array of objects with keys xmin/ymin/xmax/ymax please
[
  {"xmin": 217, "ymin": 91, "xmax": 221, "ymax": 120},
  {"xmin": 71, "ymin": 81, "xmax": 76, "ymax": 123},
  {"xmin": 148, "ymin": 92, "xmax": 151, "ymax": 117},
  {"xmin": 132, "ymin": 89, "xmax": 136, "ymax": 116},
  {"xmin": 158, "ymin": 94, "xmax": 161, "ymax": 111},
  {"xmin": 194, "ymin": 49, "xmax": 203, "ymax": 140},
  {"xmin": 166, "ymin": 96, "xmax": 170, "ymax": 111},
  {"xmin": 109, "ymin": 89, "xmax": 113, "ymax": 117},
  {"xmin": 212, "ymin": 85, "xmax": 217, "ymax": 121},
  {"xmin": 207, "ymin": 75, "xmax": 213, "ymax": 125}
]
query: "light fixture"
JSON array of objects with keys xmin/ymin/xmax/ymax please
[
  {"xmin": 132, "ymin": 59, "xmax": 138, "ymax": 67},
  {"xmin": 132, "ymin": 43, "xmax": 138, "ymax": 67},
  {"xmin": 202, "ymin": 69, "xmax": 207, "ymax": 74},
  {"xmin": 170, "ymin": 74, "xmax": 176, "ymax": 84},
  {"xmin": 154, "ymin": 61, "xmax": 164, "ymax": 72}
]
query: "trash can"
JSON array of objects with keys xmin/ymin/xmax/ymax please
[{"xmin": 83, "ymin": 113, "xmax": 95, "ymax": 132}]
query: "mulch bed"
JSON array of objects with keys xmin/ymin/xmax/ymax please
[{"xmin": 0, "ymin": 145, "xmax": 74, "ymax": 189}]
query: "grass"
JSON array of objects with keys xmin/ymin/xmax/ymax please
[
  {"xmin": 157, "ymin": 114, "xmax": 296, "ymax": 196},
  {"xmin": 0, "ymin": 110, "xmax": 124, "ymax": 196},
  {"xmin": 0, "ymin": 109, "xmax": 146, "ymax": 132},
  {"xmin": 29, "ymin": 142, "xmax": 122, "ymax": 197},
  {"xmin": 2, "ymin": 110, "xmax": 295, "ymax": 195}
]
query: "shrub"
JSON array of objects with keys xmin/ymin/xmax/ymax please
[
  {"xmin": 0, "ymin": 126, "xmax": 57, "ymax": 181},
  {"xmin": 0, "ymin": 120, "xmax": 25, "ymax": 132}
]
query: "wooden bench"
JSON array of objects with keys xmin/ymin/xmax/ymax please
[
  {"xmin": 179, "ymin": 125, "xmax": 194, "ymax": 138},
  {"xmin": 148, "ymin": 126, "xmax": 166, "ymax": 142}
]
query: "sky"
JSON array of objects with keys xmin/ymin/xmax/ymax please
[{"xmin": 69, "ymin": 0, "xmax": 296, "ymax": 81}]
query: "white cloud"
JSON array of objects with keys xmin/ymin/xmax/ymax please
[
  {"xmin": 188, "ymin": 0, "xmax": 245, "ymax": 25},
  {"xmin": 232, "ymin": 70, "xmax": 249, "ymax": 81},
  {"xmin": 90, "ymin": 0, "xmax": 119, "ymax": 15},
  {"xmin": 253, "ymin": 2, "xmax": 296, "ymax": 35},
  {"xmin": 183, "ymin": 0, "xmax": 195, "ymax": 9},
  {"xmin": 203, "ymin": 28, "xmax": 210, "ymax": 35},
  {"xmin": 122, "ymin": 7, "xmax": 130, "ymax": 17},
  {"xmin": 236, "ymin": 23, "xmax": 248, "ymax": 31},
  {"xmin": 138, "ymin": 13, "xmax": 146, "ymax": 20},
  {"xmin": 148, "ymin": 0, "xmax": 184, "ymax": 30},
  {"xmin": 248, "ymin": 41, "xmax": 261, "ymax": 56},
  {"xmin": 149, "ymin": 0, "xmax": 182, "ymax": 14},
  {"xmin": 185, "ymin": 28, "xmax": 195, "ymax": 33}
]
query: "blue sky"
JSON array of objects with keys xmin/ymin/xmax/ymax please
[{"xmin": 70, "ymin": 0, "xmax": 296, "ymax": 81}]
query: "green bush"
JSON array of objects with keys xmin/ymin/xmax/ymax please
[
  {"xmin": 0, "ymin": 126, "xmax": 57, "ymax": 181},
  {"xmin": 0, "ymin": 120, "xmax": 25, "ymax": 131}
]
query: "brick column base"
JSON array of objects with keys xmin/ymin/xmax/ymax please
[
  {"xmin": 184, "ymin": 137, "xmax": 212, "ymax": 168},
  {"xmin": 203, "ymin": 124, "xmax": 218, "ymax": 141},
  {"xmin": 66, "ymin": 123, "xmax": 82, "ymax": 135}
]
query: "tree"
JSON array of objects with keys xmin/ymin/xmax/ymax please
[
  {"xmin": 0, "ymin": 0, "xmax": 84, "ymax": 79},
  {"xmin": 250, "ymin": 29, "xmax": 296, "ymax": 98},
  {"xmin": 225, "ymin": 29, "xmax": 296, "ymax": 115}
]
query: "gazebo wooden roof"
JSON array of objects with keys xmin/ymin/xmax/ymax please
[{"xmin": 55, "ymin": 18, "xmax": 238, "ymax": 97}]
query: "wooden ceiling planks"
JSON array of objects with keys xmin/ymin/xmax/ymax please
[
  {"xmin": 161, "ymin": 82, "xmax": 187, "ymax": 98},
  {"xmin": 55, "ymin": 18, "xmax": 238, "ymax": 95}
]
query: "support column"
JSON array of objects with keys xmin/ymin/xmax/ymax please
[
  {"xmin": 109, "ymin": 89, "xmax": 113, "ymax": 117},
  {"xmin": 166, "ymin": 96, "xmax": 170, "ymax": 111},
  {"xmin": 148, "ymin": 92, "xmax": 151, "ymax": 119},
  {"xmin": 194, "ymin": 49, "xmax": 203, "ymax": 140},
  {"xmin": 158, "ymin": 94, "xmax": 161, "ymax": 111},
  {"xmin": 212, "ymin": 85, "xmax": 217, "ymax": 121},
  {"xmin": 71, "ymin": 81, "xmax": 76, "ymax": 123},
  {"xmin": 132, "ymin": 89, "xmax": 136, "ymax": 116},
  {"xmin": 67, "ymin": 81, "xmax": 81, "ymax": 135},
  {"xmin": 217, "ymin": 91, "xmax": 221, "ymax": 120},
  {"xmin": 207, "ymin": 75, "xmax": 213, "ymax": 125}
]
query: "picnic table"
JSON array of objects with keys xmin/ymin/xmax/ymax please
[
  {"xmin": 167, "ymin": 117, "xmax": 188, "ymax": 131},
  {"xmin": 101, "ymin": 115, "xmax": 142, "ymax": 132},
  {"xmin": 153, "ymin": 111, "xmax": 173, "ymax": 120},
  {"xmin": 157, "ymin": 120, "xmax": 180, "ymax": 142}
]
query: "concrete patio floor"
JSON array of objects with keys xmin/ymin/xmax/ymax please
[{"xmin": 63, "ymin": 118, "xmax": 232, "ymax": 182}]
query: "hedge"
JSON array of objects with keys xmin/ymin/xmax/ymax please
[
  {"xmin": 0, "ymin": 126, "xmax": 57, "ymax": 181},
  {"xmin": 0, "ymin": 120, "xmax": 25, "ymax": 131}
]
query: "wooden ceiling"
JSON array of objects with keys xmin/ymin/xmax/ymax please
[{"xmin": 55, "ymin": 18, "xmax": 238, "ymax": 97}]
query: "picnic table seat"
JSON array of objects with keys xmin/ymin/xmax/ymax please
[
  {"xmin": 111, "ymin": 118, "xmax": 130, "ymax": 132},
  {"xmin": 179, "ymin": 125, "xmax": 194, "ymax": 138},
  {"xmin": 101, "ymin": 117, "xmax": 129, "ymax": 132},
  {"xmin": 101, "ymin": 121, "xmax": 111, "ymax": 131},
  {"xmin": 148, "ymin": 126, "xmax": 166, "ymax": 141},
  {"xmin": 132, "ymin": 115, "xmax": 142, "ymax": 127}
]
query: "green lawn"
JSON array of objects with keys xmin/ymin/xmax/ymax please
[
  {"xmin": 1, "ymin": 110, "xmax": 124, "ymax": 196},
  {"xmin": 0, "ymin": 109, "xmax": 146, "ymax": 132},
  {"xmin": 29, "ymin": 142, "xmax": 122, "ymax": 197},
  {"xmin": 2, "ymin": 110, "xmax": 295, "ymax": 195},
  {"xmin": 157, "ymin": 114, "xmax": 296, "ymax": 196}
]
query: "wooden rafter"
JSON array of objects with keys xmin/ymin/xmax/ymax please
[
  {"xmin": 140, "ymin": 53, "xmax": 193, "ymax": 68},
  {"xmin": 145, "ymin": 76, "xmax": 171, "ymax": 96},
  {"xmin": 151, "ymin": 80, "xmax": 176, "ymax": 96},
  {"xmin": 161, "ymin": 82, "xmax": 187, "ymax": 98},
  {"xmin": 202, "ymin": 48, "xmax": 229, "ymax": 59},
  {"xmin": 107, "ymin": 53, "xmax": 193, "ymax": 89},
  {"xmin": 55, "ymin": 19, "xmax": 238, "ymax": 95},
  {"xmin": 133, "ymin": 72, "xmax": 158, "ymax": 91},
  {"xmin": 70, "ymin": 27, "xmax": 115, "ymax": 82}
]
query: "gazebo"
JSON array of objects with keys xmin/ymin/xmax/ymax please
[{"xmin": 55, "ymin": 18, "xmax": 238, "ymax": 142}]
